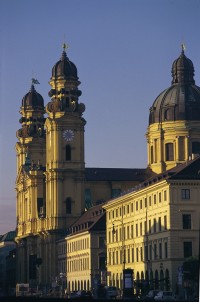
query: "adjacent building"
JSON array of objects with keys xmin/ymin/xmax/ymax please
[
  {"xmin": 103, "ymin": 47, "xmax": 200, "ymax": 296},
  {"xmin": 66, "ymin": 203, "xmax": 106, "ymax": 292}
]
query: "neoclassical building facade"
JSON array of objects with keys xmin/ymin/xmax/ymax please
[{"xmin": 103, "ymin": 47, "xmax": 200, "ymax": 294}]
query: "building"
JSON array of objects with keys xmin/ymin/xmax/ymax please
[
  {"xmin": 15, "ymin": 45, "xmax": 150, "ymax": 289},
  {"xmin": 66, "ymin": 203, "xmax": 106, "ymax": 293},
  {"xmin": 103, "ymin": 157, "xmax": 200, "ymax": 294},
  {"xmin": 0, "ymin": 231, "xmax": 16, "ymax": 296},
  {"xmin": 14, "ymin": 43, "xmax": 200, "ymax": 296},
  {"xmin": 103, "ymin": 47, "xmax": 200, "ymax": 297}
]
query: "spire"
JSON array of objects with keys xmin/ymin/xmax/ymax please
[{"xmin": 61, "ymin": 43, "xmax": 69, "ymax": 60}]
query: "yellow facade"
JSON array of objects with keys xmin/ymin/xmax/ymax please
[
  {"xmin": 103, "ymin": 172, "xmax": 200, "ymax": 293},
  {"xmin": 66, "ymin": 230, "xmax": 106, "ymax": 292},
  {"xmin": 146, "ymin": 120, "xmax": 200, "ymax": 174}
]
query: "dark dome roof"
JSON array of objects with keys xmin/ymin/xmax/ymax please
[
  {"xmin": 149, "ymin": 49, "xmax": 200, "ymax": 125},
  {"xmin": 51, "ymin": 50, "xmax": 78, "ymax": 80},
  {"xmin": 22, "ymin": 85, "xmax": 44, "ymax": 109},
  {"xmin": 171, "ymin": 48, "xmax": 195, "ymax": 85}
]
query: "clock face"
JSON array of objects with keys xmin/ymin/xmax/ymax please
[{"xmin": 62, "ymin": 129, "xmax": 74, "ymax": 141}]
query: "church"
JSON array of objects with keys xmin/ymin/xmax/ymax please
[
  {"xmin": 15, "ymin": 45, "xmax": 150, "ymax": 287},
  {"xmin": 15, "ymin": 44, "xmax": 200, "ymax": 296}
]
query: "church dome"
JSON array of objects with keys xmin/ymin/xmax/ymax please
[
  {"xmin": 149, "ymin": 48, "xmax": 200, "ymax": 125},
  {"xmin": 22, "ymin": 84, "xmax": 44, "ymax": 109},
  {"xmin": 51, "ymin": 48, "xmax": 78, "ymax": 80}
]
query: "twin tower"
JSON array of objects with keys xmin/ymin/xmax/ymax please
[{"xmin": 15, "ymin": 45, "xmax": 200, "ymax": 284}]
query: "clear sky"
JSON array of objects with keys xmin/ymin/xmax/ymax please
[{"xmin": 0, "ymin": 0, "xmax": 200, "ymax": 234}]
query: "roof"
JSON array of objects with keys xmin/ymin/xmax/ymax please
[
  {"xmin": 85, "ymin": 167, "xmax": 150, "ymax": 182},
  {"xmin": 0, "ymin": 231, "xmax": 16, "ymax": 243},
  {"xmin": 123, "ymin": 155, "xmax": 200, "ymax": 195},
  {"xmin": 149, "ymin": 49, "xmax": 200, "ymax": 125},
  {"xmin": 67, "ymin": 203, "xmax": 106, "ymax": 236}
]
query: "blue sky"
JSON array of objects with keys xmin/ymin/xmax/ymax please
[{"xmin": 0, "ymin": 0, "xmax": 200, "ymax": 234}]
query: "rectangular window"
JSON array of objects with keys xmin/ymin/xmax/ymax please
[
  {"xmin": 159, "ymin": 192, "xmax": 162, "ymax": 203},
  {"xmin": 159, "ymin": 217, "xmax": 162, "ymax": 231},
  {"xmin": 127, "ymin": 226, "xmax": 129, "ymax": 239},
  {"xmin": 149, "ymin": 220, "xmax": 152, "ymax": 234},
  {"xmin": 159, "ymin": 242, "xmax": 162, "ymax": 259},
  {"xmin": 132, "ymin": 247, "xmax": 134, "ymax": 262},
  {"xmin": 164, "ymin": 242, "xmax": 168, "ymax": 258},
  {"xmin": 154, "ymin": 195, "xmax": 156, "ymax": 204},
  {"xmin": 136, "ymin": 202, "xmax": 138, "ymax": 211},
  {"xmin": 181, "ymin": 189, "xmax": 190, "ymax": 200},
  {"xmin": 182, "ymin": 214, "xmax": 192, "ymax": 229},
  {"xmin": 131, "ymin": 203, "xmax": 134, "ymax": 212},
  {"xmin": 145, "ymin": 198, "xmax": 147, "ymax": 208},
  {"xmin": 149, "ymin": 245, "xmax": 152, "ymax": 260},
  {"xmin": 140, "ymin": 222, "xmax": 142, "ymax": 236},
  {"xmin": 183, "ymin": 242, "xmax": 192, "ymax": 258},
  {"xmin": 145, "ymin": 245, "xmax": 148, "ymax": 261},
  {"xmin": 149, "ymin": 196, "xmax": 152, "ymax": 206},
  {"xmin": 127, "ymin": 249, "xmax": 130, "ymax": 263},
  {"xmin": 136, "ymin": 248, "xmax": 139, "ymax": 262},
  {"xmin": 164, "ymin": 190, "xmax": 167, "ymax": 201},
  {"xmin": 136, "ymin": 224, "xmax": 138, "ymax": 237},
  {"xmin": 131, "ymin": 225, "xmax": 134, "ymax": 238},
  {"xmin": 166, "ymin": 143, "xmax": 174, "ymax": 161},
  {"xmin": 127, "ymin": 205, "xmax": 129, "ymax": 214},
  {"xmin": 154, "ymin": 218, "xmax": 156, "ymax": 233},
  {"xmin": 154, "ymin": 243, "xmax": 157, "ymax": 259},
  {"xmin": 140, "ymin": 200, "xmax": 142, "ymax": 209},
  {"xmin": 164, "ymin": 215, "xmax": 167, "ymax": 230}
]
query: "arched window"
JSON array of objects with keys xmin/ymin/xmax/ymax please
[
  {"xmin": 66, "ymin": 197, "xmax": 72, "ymax": 214},
  {"xmin": 165, "ymin": 143, "xmax": 174, "ymax": 161},
  {"xmin": 65, "ymin": 145, "xmax": 71, "ymax": 161}
]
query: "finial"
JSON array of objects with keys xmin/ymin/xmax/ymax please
[
  {"xmin": 181, "ymin": 43, "xmax": 186, "ymax": 53},
  {"xmin": 31, "ymin": 78, "xmax": 40, "ymax": 85},
  {"xmin": 62, "ymin": 43, "xmax": 69, "ymax": 53}
]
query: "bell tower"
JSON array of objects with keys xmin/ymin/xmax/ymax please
[
  {"xmin": 15, "ymin": 82, "xmax": 46, "ymax": 283},
  {"xmin": 45, "ymin": 44, "xmax": 86, "ymax": 230}
]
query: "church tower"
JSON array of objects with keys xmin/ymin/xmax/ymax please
[
  {"xmin": 15, "ymin": 82, "xmax": 46, "ymax": 282},
  {"xmin": 45, "ymin": 44, "xmax": 86, "ymax": 229},
  {"xmin": 147, "ymin": 46, "xmax": 200, "ymax": 174},
  {"xmin": 15, "ymin": 46, "xmax": 86, "ymax": 286}
]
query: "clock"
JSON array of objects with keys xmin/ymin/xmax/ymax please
[{"xmin": 62, "ymin": 129, "xmax": 74, "ymax": 141}]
